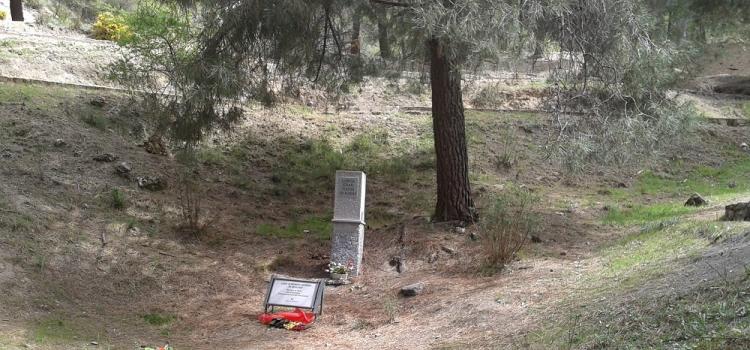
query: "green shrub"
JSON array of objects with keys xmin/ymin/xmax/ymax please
[
  {"xmin": 119, "ymin": 0, "xmax": 192, "ymax": 46},
  {"xmin": 471, "ymin": 85, "xmax": 505, "ymax": 109},
  {"xmin": 143, "ymin": 313, "xmax": 174, "ymax": 326},
  {"xmin": 0, "ymin": 10, "xmax": 7, "ymax": 20},
  {"xmin": 110, "ymin": 188, "xmax": 126, "ymax": 209},
  {"xmin": 479, "ymin": 186, "xmax": 539, "ymax": 272},
  {"xmin": 81, "ymin": 113, "xmax": 108, "ymax": 130},
  {"xmin": 92, "ymin": 12, "xmax": 132, "ymax": 42},
  {"xmin": 25, "ymin": 0, "xmax": 44, "ymax": 10}
]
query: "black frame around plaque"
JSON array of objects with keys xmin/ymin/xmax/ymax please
[{"xmin": 263, "ymin": 275, "xmax": 325, "ymax": 315}]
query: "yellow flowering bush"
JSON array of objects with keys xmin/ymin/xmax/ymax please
[
  {"xmin": 0, "ymin": 10, "xmax": 7, "ymax": 21},
  {"xmin": 92, "ymin": 12, "xmax": 132, "ymax": 42}
]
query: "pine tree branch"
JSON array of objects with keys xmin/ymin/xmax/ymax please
[{"xmin": 370, "ymin": 0, "xmax": 412, "ymax": 8}]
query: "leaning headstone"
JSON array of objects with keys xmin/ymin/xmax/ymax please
[{"xmin": 331, "ymin": 171, "xmax": 366, "ymax": 276}]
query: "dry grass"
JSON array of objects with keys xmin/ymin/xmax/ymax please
[{"xmin": 479, "ymin": 186, "xmax": 539, "ymax": 272}]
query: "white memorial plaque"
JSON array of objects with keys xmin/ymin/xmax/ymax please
[
  {"xmin": 263, "ymin": 276, "xmax": 325, "ymax": 314},
  {"xmin": 332, "ymin": 171, "xmax": 367, "ymax": 276},
  {"xmin": 333, "ymin": 171, "xmax": 366, "ymax": 224}
]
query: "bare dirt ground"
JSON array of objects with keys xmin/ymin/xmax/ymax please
[
  {"xmin": 676, "ymin": 43, "xmax": 750, "ymax": 122},
  {"xmin": 1, "ymin": 28, "xmax": 750, "ymax": 350}
]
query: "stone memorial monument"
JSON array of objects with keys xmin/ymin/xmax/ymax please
[{"xmin": 331, "ymin": 171, "xmax": 366, "ymax": 276}]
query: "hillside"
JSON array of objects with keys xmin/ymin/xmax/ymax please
[{"xmin": 1, "ymin": 18, "xmax": 750, "ymax": 350}]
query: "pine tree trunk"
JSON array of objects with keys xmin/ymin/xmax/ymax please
[
  {"xmin": 375, "ymin": 8, "xmax": 391, "ymax": 60},
  {"xmin": 429, "ymin": 38, "xmax": 475, "ymax": 223},
  {"xmin": 351, "ymin": 11, "xmax": 361, "ymax": 55},
  {"xmin": 10, "ymin": 0, "xmax": 24, "ymax": 22}
]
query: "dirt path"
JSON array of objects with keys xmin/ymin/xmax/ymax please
[{"xmin": 0, "ymin": 29, "xmax": 120, "ymax": 87}]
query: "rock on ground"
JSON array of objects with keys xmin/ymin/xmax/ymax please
[
  {"xmin": 137, "ymin": 176, "xmax": 167, "ymax": 191},
  {"xmin": 685, "ymin": 193, "xmax": 708, "ymax": 207},
  {"xmin": 399, "ymin": 282, "xmax": 425, "ymax": 297},
  {"xmin": 723, "ymin": 202, "xmax": 750, "ymax": 221},
  {"xmin": 93, "ymin": 153, "xmax": 118, "ymax": 162},
  {"xmin": 114, "ymin": 162, "xmax": 131, "ymax": 177}
]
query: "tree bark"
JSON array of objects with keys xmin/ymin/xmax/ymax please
[
  {"xmin": 351, "ymin": 10, "xmax": 361, "ymax": 55},
  {"xmin": 429, "ymin": 38, "xmax": 475, "ymax": 223},
  {"xmin": 10, "ymin": 0, "xmax": 24, "ymax": 22},
  {"xmin": 375, "ymin": 8, "xmax": 391, "ymax": 60}
]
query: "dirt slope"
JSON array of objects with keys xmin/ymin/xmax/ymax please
[{"xmin": 0, "ymin": 34, "xmax": 749, "ymax": 349}]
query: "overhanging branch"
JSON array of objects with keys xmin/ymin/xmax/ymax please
[{"xmin": 370, "ymin": 0, "xmax": 412, "ymax": 8}]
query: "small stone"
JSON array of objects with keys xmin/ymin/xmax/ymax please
[
  {"xmin": 440, "ymin": 245, "xmax": 456, "ymax": 255},
  {"xmin": 93, "ymin": 153, "xmax": 118, "ymax": 162},
  {"xmin": 143, "ymin": 134, "xmax": 169, "ymax": 156},
  {"xmin": 53, "ymin": 139, "xmax": 66, "ymax": 147},
  {"xmin": 73, "ymin": 150, "xmax": 82, "ymax": 157},
  {"xmin": 90, "ymin": 97, "xmax": 106, "ymax": 107},
  {"xmin": 114, "ymin": 162, "xmax": 131, "ymax": 177},
  {"xmin": 469, "ymin": 232, "xmax": 478, "ymax": 241},
  {"xmin": 399, "ymin": 282, "xmax": 425, "ymax": 297},
  {"xmin": 454, "ymin": 227, "xmax": 466, "ymax": 234},
  {"xmin": 389, "ymin": 256, "xmax": 406, "ymax": 273},
  {"xmin": 325, "ymin": 279, "xmax": 351, "ymax": 286},
  {"xmin": 685, "ymin": 193, "xmax": 708, "ymax": 207},
  {"xmin": 741, "ymin": 142, "xmax": 749, "ymax": 151},
  {"xmin": 90, "ymin": 341, "xmax": 99, "ymax": 346},
  {"xmin": 137, "ymin": 176, "xmax": 167, "ymax": 191},
  {"xmin": 303, "ymin": 229, "xmax": 311, "ymax": 234}
]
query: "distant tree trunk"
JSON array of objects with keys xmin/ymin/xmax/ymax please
[
  {"xmin": 375, "ymin": 8, "xmax": 391, "ymax": 60},
  {"xmin": 10, "ymin": 0, "xmax": 24, "ymax": 22},
  {"xmin": 429, "ymin": 38, "xmax": 475, "ymax": 223},
  {"xmin": 351, "ymin": 10, "xmax": 361, "ymax": 55}
]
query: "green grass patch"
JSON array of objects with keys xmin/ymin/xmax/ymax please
[
  {"xmin": 272, "ymin": 130, "xmax": 434, "ymax": 195},
  {"xmin": 286, "ymin": 104, "xmax": 317, "ymax": 118},
  {"xmin": 143, "ymin": 313, "xmax": 175, "ymax": 326},
  {"xmin": 110, "ymin": 188, "xmax": 126, "ymax": 209},
  {"xmin": 526, "ymin": 221, "xmax": 750, "ymax": 349},
  {"xmin": 527, "ymin": 273, "xmax": 750, "ymax": 349},
  {"xmin": 81, "ymin": 113, "xmax": 109, "ymax": 130},
  {"xmin": 603, "ymin": 203, "xmax": 698, "ymax": 225},
  {"xmin": 32, "ymin": 319, "xmax": 78, "ymax": 344},
  {"xmin": 256, "ymin": 215, "xmax": 333, "ymax": 241},
  {"xmin": 742, "ymin": 102, "xmax": 750, "ymax": 119},
  {"xmin": 0, "ymin": 83, "xmax": 47, "ymax": 104},
  {"xmin": 0, "ymin": 39, "xmax": 19, "ymax": 48},
  {"xmin": 602, "ymin": 223, "xmax": 706, "ymax": 276},
  {"xmin": 466, "ymin": 110, "xmax": 541, "ymax": 123},
  {"xmin": 610, "ymin": 158, "xmax": 750, "ymax": 201},
  {"xmin": 0, "ymin": 209, "xmax": 35, "ymax": 233}
]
